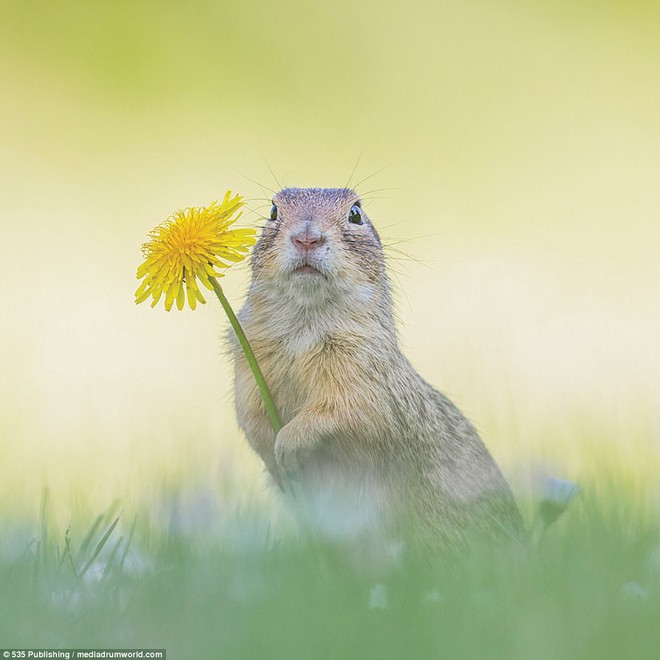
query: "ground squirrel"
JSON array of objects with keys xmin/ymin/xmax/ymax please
[{"xmin": 230, "ymin": 188, "xmax": 523, "ymax": 554}]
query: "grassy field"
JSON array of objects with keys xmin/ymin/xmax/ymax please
[{"xmin": 1, "ymin": 475, "xmax": 659, "ymax": 659}]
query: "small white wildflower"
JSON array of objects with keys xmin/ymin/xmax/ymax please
[
  {"xmin": 422, "ymin": 588, "xmax": 443, "ymax": 605},
  {"xmin": 539, "ymin": 476, "xmax": 580, "ymax": 528},
  {"xmin": 82, "ymin": 560, "xmax": 106, "ymax": 585},
  {"xmin": 123, "ymin": 546, "xmax": 155, "ymax": 577},
  {"xmin": 368, "ymin": 583, "xmax": 388, "ymax": 610},
  {"xmin": 621, "ymin": 581, "xmax": 649, "ymax": 601}
]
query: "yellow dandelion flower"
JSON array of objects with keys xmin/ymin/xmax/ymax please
[
  {"xmin": 136, "ymin": 188, "xmax": 308, "ymax": 506},
  {"xmin": 135, "ymin": 191, "xmax": 256, "ymax": 311}
]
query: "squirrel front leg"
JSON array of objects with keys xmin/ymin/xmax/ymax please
[{"xmin": 275, "ymin": 403, "xmax": 342, "ymax": 477}]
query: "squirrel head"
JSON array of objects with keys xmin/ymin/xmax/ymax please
[{"xmin": 250, "ymin": 188, "xmax": 387, "ymax": 304}]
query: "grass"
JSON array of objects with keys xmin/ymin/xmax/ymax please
[{"xmin": 1, "ymin": 477, "xmax": 658, "ymax": 660}]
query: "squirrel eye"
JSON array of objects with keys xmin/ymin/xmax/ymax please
[
  {"xmin": 348, "ymin": 205, "xmax": 363, "ymax": 225},
  {"xmin": 269, "ymin": 204, "xmax": 278, "ymax": 222}
]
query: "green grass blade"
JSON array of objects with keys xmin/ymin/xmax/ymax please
[{"xmin": 78, "ymin": 513, "xmax": 122, "ymax": 581}]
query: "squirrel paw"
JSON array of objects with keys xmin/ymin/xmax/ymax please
[{"xmin": 274, "ymin": 424, "xmax": 317, "ymax": 477}]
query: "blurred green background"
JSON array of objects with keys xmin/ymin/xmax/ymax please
[{"xmin": 1, "ymin": 0, "xmax": 659, "ymax": 524}]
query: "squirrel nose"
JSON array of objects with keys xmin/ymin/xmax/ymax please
[{"xmin": 290, "ymin": 229, "xmax": 325, "ymax": 253}]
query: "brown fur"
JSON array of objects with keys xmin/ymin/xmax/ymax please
[{"xmin": 230, "ymin": 188, "xmax": 524, "ymax": 554}]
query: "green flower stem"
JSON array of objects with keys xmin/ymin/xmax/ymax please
[
  {"xmin": 211, "ymin": 277, "xmax": 327, "ymax": 575},
  {"xmin": 209, "ymin": 280, "xmax": 309, "ymax": 499},
  {"xmin": 209, "ymin": 277, "xmax": 282, "ymax": 434}
]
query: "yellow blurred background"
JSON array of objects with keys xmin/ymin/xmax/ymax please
[{"xmin": 1, "ymin": 0, "xmax": 659, "ymax": 522}]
